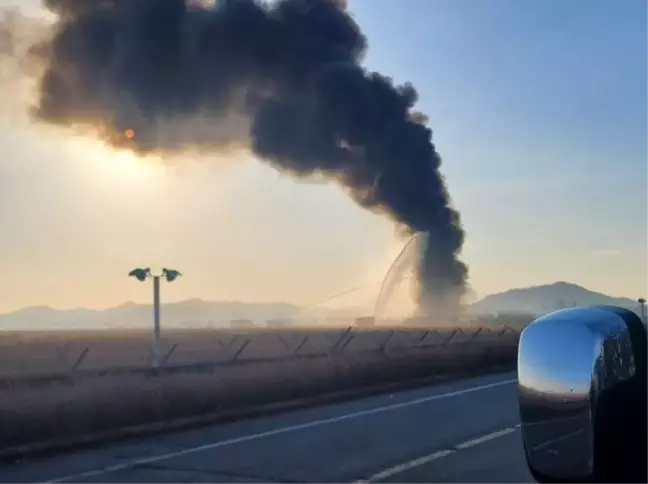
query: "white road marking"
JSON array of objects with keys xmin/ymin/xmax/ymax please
[
  {"xmin": 356, "ymin": 450, "xmax": 456, "ymax": 483},
  {"xmin": 42, "ymin": 378, "xmax": 516, "ymax": 484},
  {"xmin": 355, "ymin": 426, "xmax": 520, "ymax": 483},
  {"xmin": 455, "ymin": 427, "xmax": 517, "ymax": 449}
]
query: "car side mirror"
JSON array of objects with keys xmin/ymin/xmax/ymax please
[{"xmin": 517, "ymin": 306, "xmax": 647, "ymax": 483}]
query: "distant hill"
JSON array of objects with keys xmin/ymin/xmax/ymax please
[
  {"xmin": 470, "ymin": 281, "xmax": 640, "ymax": 316},
  {"xmin": 0, "ymin": 281, "xmax": 642, "ymax": 331},
  {"xmin": 0, "ymin": 300, "xmax": 364, "ymax": 331}
]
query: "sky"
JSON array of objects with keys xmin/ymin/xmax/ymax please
[{"xmin": 0, "ymin": 0, "xmax": 645, "ymax": 314}]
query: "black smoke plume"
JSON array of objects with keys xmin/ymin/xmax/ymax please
[{"xmin": 17, "ymin": 0, "xmax": 468, "ymax": 317}]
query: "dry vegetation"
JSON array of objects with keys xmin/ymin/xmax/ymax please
[
  {"xmin": 0, "ymin": 325, "xmax": 520, "ymax": 376},
  {"xmin": 0, "ymin": 325, "xmax": 521, "ymax": 455}
]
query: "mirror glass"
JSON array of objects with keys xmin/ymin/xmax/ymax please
[{"xmin": 517, "ymin": 306, "xmax": 636, "ymax": 482}]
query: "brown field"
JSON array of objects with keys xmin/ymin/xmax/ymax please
[
  {"xmin": 0, "ymin": 325, "xmax": 517, "ymax": 377},
  {"xmin": 0, "ymin": 325, "xmax": 520, "ymax": 455}
]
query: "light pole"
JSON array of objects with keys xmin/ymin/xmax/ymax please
[
  {"xmin": 128, "ymin": 267, "xmax": 182, "ymax": 367},
  {"xmin": 638, "ymin": 298, "xmax": 646, "ymax": 326}
]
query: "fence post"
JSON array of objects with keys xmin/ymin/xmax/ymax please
[
  {"xmin": 441, "ymin": 330, "xmax": 458, "ymax": 346},
  {"xmin": 71, "ymin": 347, "xmax": 89, "ymax": 371},
  {"xmin": 338, "ymin": 334, "xmax": 355, "ymax": 353},
  {"xmin": 216, "ymin": 335, "xmax": 240, "ymax": 358},
  {"xmin": 380, "ymin": 330, "xmax": 394, "ymax": 352},
  {"xmin": 498, "ymin": 325, "xmax": 516, "ymax": 337},
  {"xmin": 278, "ymin": 335, "xmax": 291, "ymax": 351},
  {"xmin": 292, "ymin": 335, "xmax": 309, "ymax": 356},
  {"xmin": 232, "ymin": 339, "xmax": 251, "ymax": 361},
  {"xmin": 330, "ymin": 327, "xmax": 352, "ymax": 353},
  {"xmin": 160, "ymin": 343, "xmax": 178, "ymax": 367}
]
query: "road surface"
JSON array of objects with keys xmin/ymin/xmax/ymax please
[{"xmin": 0, "ymin": 372, "xmax": 534, "ymax": 483}]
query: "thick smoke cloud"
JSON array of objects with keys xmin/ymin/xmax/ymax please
[{"xmin": 15, "ymin": 0, "xmax": 468, "ymax": 317}]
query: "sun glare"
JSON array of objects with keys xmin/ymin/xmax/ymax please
[
  {"xmin": 108, "ymin": 149, "xmax": 160, "ymax": 178},
  {"xmin": 65, "ymin": 135, "xmax": 166, "ymax": 184}
]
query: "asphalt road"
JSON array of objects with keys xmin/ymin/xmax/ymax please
[{"xmin": 0, "ymin": 372, "xmax": 535, "ymax": 483}]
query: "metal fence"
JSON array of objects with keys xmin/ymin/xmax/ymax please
[{"xmin": 0, "ymin": 324, "xmax": 520, "ymax": 386}]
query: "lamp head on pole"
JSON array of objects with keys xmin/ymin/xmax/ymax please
[
  {"xmin": 162, "ymin": 268, "xmax": 182, "ymax": 282},
  {"xmin": 128, "ymin": 267, "xmax": 151, "ymax": 282}
]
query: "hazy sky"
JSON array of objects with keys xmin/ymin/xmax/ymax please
[{"xmin": 0, "ymin": 0, "xmax": 645, "ymax": 313}]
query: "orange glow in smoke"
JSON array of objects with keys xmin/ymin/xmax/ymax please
[{"xmin": 124, "ymin": 128, "xmax": 135, "ymax": 139}]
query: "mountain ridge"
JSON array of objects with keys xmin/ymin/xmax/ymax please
[
  {"xmin": 0, "ymin": 281, "xmax": 642, "ymax": 330},
  {"xmin": 0, "ymin": 299, "xmax": 360, "ymax": 331},
  {"xmin": 469, "ymin": 281, "xmax": 639, "ymax": 315}
]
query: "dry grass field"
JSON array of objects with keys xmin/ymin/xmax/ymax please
[
  {"xmin": 0, "ymin": 324, "xmax": 522, "ymax": 455},
  {"xmin": 0, "ymin": 325, "xmax": 518, "ymax": 376}
]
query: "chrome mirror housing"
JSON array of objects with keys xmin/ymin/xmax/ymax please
[{"xmin": 517, "ymin": 306, "xmax": 647, "ymax": 483}]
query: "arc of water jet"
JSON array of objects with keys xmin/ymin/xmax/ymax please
[
  {"xmin": 295, "ymin": 274, "xmax": 416, "ymax": 323},
  {"xmin": 294, "ymin": 233, "xmax": 424, "ymax": 324},
  {"xmin": 373, "ymin": 233, "xmax": 426, "ymax": 321}
]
